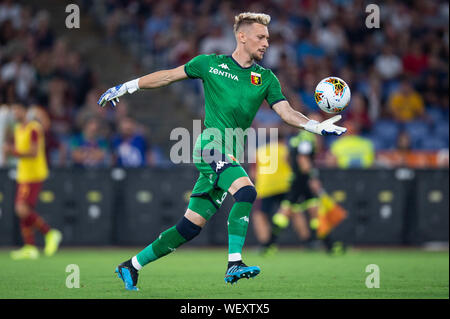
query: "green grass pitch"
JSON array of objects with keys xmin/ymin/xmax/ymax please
[{"xmin": 0, "ymin": 247, "xmax": 448, "ymax": 299}]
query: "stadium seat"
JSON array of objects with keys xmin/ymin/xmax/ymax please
[
  {"xmin": 427, "ymin": 107, "xmax": 444, "ymax": 124},
  {"xmin": 419, "ymin": 137, "xmax": 448, "ymax": 150},
  {"xmin": 369, "ymin": 135, "xmax": 387, "ymax": 151},
  {"xmin": 404, "ymin": 121, "xmax": 430, "ymax": 149},
  {"xmin": 433, "ymin": 120, "xmax": 449, "ymax": 142},
  {"xmin": 372, "ymin": 120, "xmax": 400, "ymax": 148}
]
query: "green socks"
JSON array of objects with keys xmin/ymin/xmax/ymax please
[
  {"xmin": 227, "ymin": 201, "xmax": 252, "ymax": 260},
  {"xmin": 134, "ymin": 186, "xmax": 256, "ymax": 268},
  {"xmin": 136, "ymin": 226, "xmax": 187, "ymax": 267}
]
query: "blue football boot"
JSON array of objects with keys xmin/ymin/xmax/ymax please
[
  {"xmin": 115, "ymin": 260, "xmax": 139, "ymax": 291},
  {"xmin": 225, "ymin": 261, "xmax": 260, "ymax": 285}
]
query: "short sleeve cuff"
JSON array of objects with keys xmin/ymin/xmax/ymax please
[
  {"xmin": 184, "ymin": 65, "xmax": 196, "ymax": 79},
  {"xmin": 269, "ymin": 98, "xmax": 287, "ymax": 109}
]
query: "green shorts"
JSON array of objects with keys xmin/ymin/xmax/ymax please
[{"xmin": 188, "ymin": 147, "xmax": 248, "ymax": 220}]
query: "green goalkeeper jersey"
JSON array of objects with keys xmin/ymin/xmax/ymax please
[{"xmin": 184, "ymin": 54, "xmax": 286, "ymax": 159}]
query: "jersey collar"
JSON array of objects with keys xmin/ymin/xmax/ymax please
[{"xmin": 228, "ymin": 55, "xmax": 255, "ymax": 69}]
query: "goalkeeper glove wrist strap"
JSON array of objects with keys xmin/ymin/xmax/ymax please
[
  {"xmin": 125, "ymin": 78, "xmax": 140, "ymax": 94},
  {"xmin": 302, "ymin": 120, "xmax": 320, "ymax": 135}
]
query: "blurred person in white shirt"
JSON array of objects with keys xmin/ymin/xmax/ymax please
[
  {"xmin": 374, "ymin": 45, "xmax": 403, "ymax": 80},
  {"xmin": 0, "ymin": 103, "xmax": 14, "ymax": 167}
]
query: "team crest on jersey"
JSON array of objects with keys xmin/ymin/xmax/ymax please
[{"xmin": 251, "ymin": 72, "xmax": 262, "ymax": 86}]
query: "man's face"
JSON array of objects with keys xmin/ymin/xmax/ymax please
[
  {"xmin": 400, "ymin": 81, "xmax": 412, "ymax": 95},
  {"xmin": 120, "ymin": 118, "xmax": 135, "ymax": 137},
  {"xmin": 11, "ymin": 104, "xmax": 26, "ymax": 121},
  {"xmin": 240, "ymin": 23, "xmax": 269, "ymax": 61},
  {"xmin": 84, "ymin": 119, "xmax": 99, "ymax": 138}
]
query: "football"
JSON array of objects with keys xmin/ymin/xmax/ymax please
[{"xmin": 314, "ymin": 77, "xmax": 351, "ymax": 114}]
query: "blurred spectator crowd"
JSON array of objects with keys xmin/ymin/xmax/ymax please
[
  {"xmin": 0, "ymin": 0, "xmax": 164, "ymax": 168},
  {"xmin": 1, "ymin": 0, "xmax": 449, "ymax": 169}
]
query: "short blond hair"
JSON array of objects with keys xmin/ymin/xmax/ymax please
[{"xmin": 233, "ymin": 12, "xmax": 271, "ymax": 33}]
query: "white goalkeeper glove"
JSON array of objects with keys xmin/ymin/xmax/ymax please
[
  {"xmin": 97, "ymin": 78, "xmax": 140, "ymax": 107},
  {"xmin": 302, "ymin": 115, "xmax": 347, "ymax": 136}
]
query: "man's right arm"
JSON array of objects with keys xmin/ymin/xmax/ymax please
[
  {"xmin": 98, "ymin": 65, "xmax": 188, "ymax": 107},
  {"xmin": 4, "ymin": 129, "xmax": 39, "ymax": 158},
  {"xmin": 138, "ymin": 65, "xmax": 188, "ymax": 89}
]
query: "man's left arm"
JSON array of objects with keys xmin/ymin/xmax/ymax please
[{"xmin": 272, "ymin": 100, "xmax": 347, "ymax": 136}]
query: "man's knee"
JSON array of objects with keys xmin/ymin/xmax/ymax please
[
  {"xmin": 15, "ymin": 202, "xmax": 30, "ymax": 219},
  {"xmin": 176, "ymin": 216, "xmax": 202, "ymax": 241},
  {"xmin": 232, "ymin": 185, "xmax": 257, "ymax": 204}
]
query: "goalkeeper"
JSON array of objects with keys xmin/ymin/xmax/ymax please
[{"xmin": 98, "ymin": 12, "xmax": 346, "ymax": 291}]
